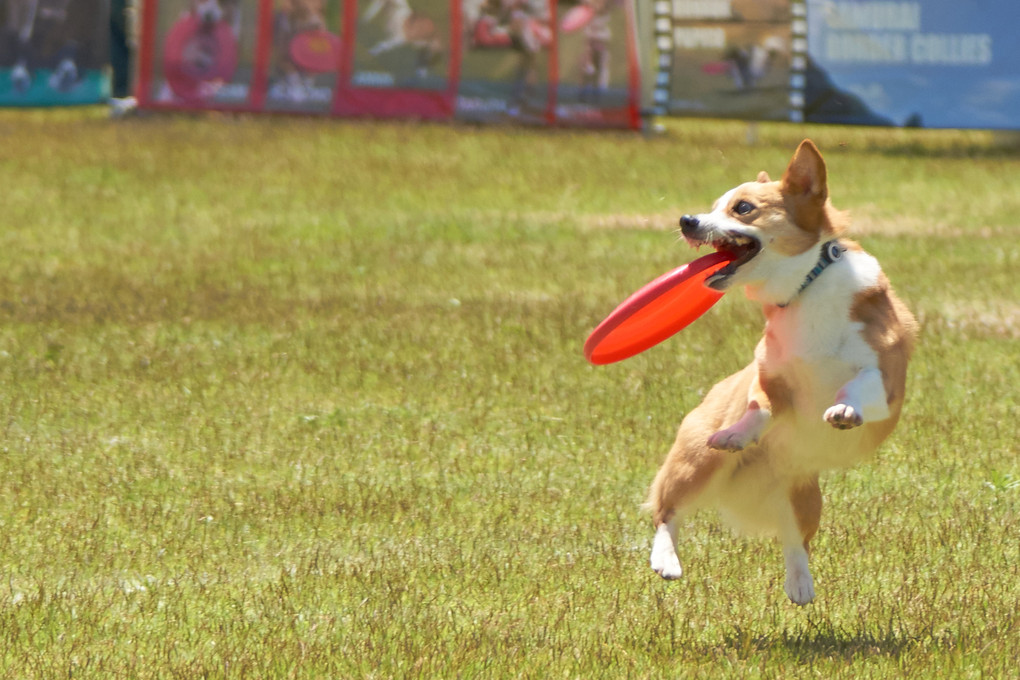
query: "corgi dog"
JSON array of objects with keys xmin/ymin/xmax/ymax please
[{"xmin": 647, "ymin": 140, "xmax": 917, "ymax": 605}]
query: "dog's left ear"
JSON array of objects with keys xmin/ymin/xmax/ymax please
[
  {"xmin": 781, "ymin": 140, "xmax": 827, "ymax": 202},
  {"xmin": 757, "ymin": 171, "xmax": 771, "ymax": 183}
]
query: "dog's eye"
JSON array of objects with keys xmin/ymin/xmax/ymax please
[{"xmin": 734, "ymin": 200, "xmax": 755, "ymax": 216}]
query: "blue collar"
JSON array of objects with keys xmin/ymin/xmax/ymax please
[{"xmin": 778, "ymin": 240, "xmax": 845, "ymax": 308}]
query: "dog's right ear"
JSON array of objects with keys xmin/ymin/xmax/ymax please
[
  {"xmin": 781, "ymin": 140, "xmax": 828, "ymax": 202},
  {"xmin": 757, "ymin": 171, "xmax": 771, "ymax": 183}
]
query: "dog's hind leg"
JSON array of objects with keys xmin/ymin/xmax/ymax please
[
  {"xmin": 650, "ymin": 517, "xmax": 682, "ymax": 579},
  {"xmin": 648, "ymin": 366, "xmax": 754, "ymax": 580},
  {"xmin": 647, "ymin": 442, "xmax": 727, "ymax": 580},
  {"xmin": 780, "ymin": 476, "xmax": 821, "ymax": 605}
]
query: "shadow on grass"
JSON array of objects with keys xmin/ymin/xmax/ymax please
[{"xmin": 723, "ymin": 624, "xmax": 936, "ymax": 661}]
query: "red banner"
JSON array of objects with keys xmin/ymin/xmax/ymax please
[{"xmin": 136, "ymin": 0, "xmax": 642, "ymax": 129}]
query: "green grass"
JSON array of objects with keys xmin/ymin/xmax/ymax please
[{"xmin": 0, "ymin": 109, "xmax": 1017, "ymax": 678}]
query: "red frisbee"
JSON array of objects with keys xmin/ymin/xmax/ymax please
[
  {"xmin": 584, "ymin": 251, "xmax": 735, "ymax": 365},
  {"xmin": 290, "ymin": 29, "xmax": 342, "ymax": 73}
]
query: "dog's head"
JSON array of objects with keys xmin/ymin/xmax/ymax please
[{"xmin": 679, "ymin": 139, "xmax": 846, "ymax": 302}]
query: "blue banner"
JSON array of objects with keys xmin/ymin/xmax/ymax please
[{"xmin": 804, "ymin": 0, "xmax": 1018, "ymax": 129}]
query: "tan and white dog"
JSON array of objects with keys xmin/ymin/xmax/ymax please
[{"xmin": 647, "ymin": 140, "xmax": 917, "ymax": 605}]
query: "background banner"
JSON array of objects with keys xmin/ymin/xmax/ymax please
[
  {"xmin": 650, "ymin": 0, "xmax": 1020, "ymax": 131},
  {"xmin": 264, "ymin": 0, "xmax": 343, "ymax": 114},
  {"xmin": 335, "ymin": 0, "xmax": 460, "ymax": 119},
  {"xmin": 11, "ymin": 0, "xmax": 1012, "ymax": 132},
  {"xmin": 554, "ymin": 0, "xmax": 641, "ymax": 127},
  {"xmin": 0, "ymin": 0, "xmax": 109, "ymax": 106},
  {"xmin": 136, "ymin": 0, "xmax": 643, "ymax": 128},
  {"xmin": 140, "ymin": 0, "xmax": 263, "ymax": 110},
  {"xmin": 457, "ymin": 0, "xmax": 555, "ymax": 124},
  {"xmin": 653, "ymin": 0, "xmax": 796, "ymax": 122},
  {"xmin": 804, "ymin": 0, "xmax": 1018, "ymax": 129}
]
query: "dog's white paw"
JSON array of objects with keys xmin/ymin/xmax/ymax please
[
  {"xmin": 824, "ymin": 403, "xmax": 863, "ymax": 430},
  {"xmin": 707, "ymin": 427, "xmax": 754, "ymax": 451},
  {"xmin": 784, "ymin": 569, "xmax": 815, "ymax": 606},
  {"xmin": 783, "ymin": 546, "xmax": 815, "ymax": 605},
  {"xmin": 650, "ymin": 524, "xmax": 683, "ymax": 580}
]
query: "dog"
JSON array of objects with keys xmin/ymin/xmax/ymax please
[{"xmin": 646, "ymin": 140, "xmax": 917, "ymax": 605}]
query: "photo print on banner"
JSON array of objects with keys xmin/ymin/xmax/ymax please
[
  {"xmin": 458, "ymin": 0, "xmax": 554, "ymax": 124},
  {"xmin": 0, "ymin": 0, "xmax": 109, "ymax": 105},
  {"xmin": 265, "ymin": 0, "xmax": 343, "ymax": 113},
  {"xmin": 457, "ymin": 0, "xmax": 639, "ymax": 126},
  {"xmin": 144, "ymin": 0, "xmax": 259, "ymax": 109},
  {"xmin": 659, "ymin": 0, "xmax": 794, "ymax": 121},
  {"xmin": 134, "ymin": 0, "xmax": 640, "ymax": 126},
  {"xmin": 338, "ymin": 0, "xmax": 459, "ymax": 118},
  {"xmin": 555, "ymin": 0, "xmax": 641, "ymax": 127}
]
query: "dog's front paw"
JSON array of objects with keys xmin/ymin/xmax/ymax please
[
  {"xmin": 708, "ymin": 427, "xmax": 754, "ymax": 451},
  {"xmin": 824, "ymin": 403, "xmax": 863, "ymax": 430}
]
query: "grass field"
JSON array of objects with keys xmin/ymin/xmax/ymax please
[{"xmin": 0, "ymin": 109, "xmax": 1017, "ymax": 678}]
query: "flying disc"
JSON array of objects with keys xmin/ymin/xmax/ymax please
[
  {"xmin": 290, "ymin": 29, "xmax": 341, "ymax": 73},
  {"xmin": 584, "ymin": 250, "xmax": 735, "ymax": 365},
  {"xmin": 561, "ymin": 4, "xmax": 595, "ymax": 32},
  {"xmin": 163, "ymin": 15, "xmax": 239, "ymax": 100}
]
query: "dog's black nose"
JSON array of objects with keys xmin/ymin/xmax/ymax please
[{"xmin": 679, "ymin": 215, "xmax": 699, "ymax": 231}]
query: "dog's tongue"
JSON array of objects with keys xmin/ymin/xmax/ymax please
[{"xmin": 711, "ymin": 239, "xmax": 756, "ymax": 260}]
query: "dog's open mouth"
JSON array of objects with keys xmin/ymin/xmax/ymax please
[{"xmin": 702, "ymin": 232, "xmax": 762, "ymax": 289}]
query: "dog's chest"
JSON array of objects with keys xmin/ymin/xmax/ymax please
[
  {"xmin": 762, "ymin": 307, "xmax": 865, "ymax": 368},
  {"xmin": 758, "ymin": 287, "xmax": 880, "ymax": 414},
  {"xmin": 756, "ymin": 304, "xmax": 878, "ymax": 470},
  {"xmin": 759, "ymin": 253, "xmax": 882, "ymax": 376}
]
